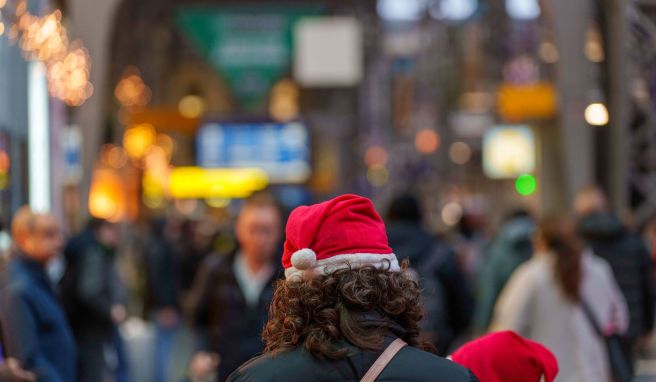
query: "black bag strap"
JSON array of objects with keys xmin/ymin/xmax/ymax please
[{"xmin": 580, "ymin": 298, "xmax": 605, "ymax": 339}]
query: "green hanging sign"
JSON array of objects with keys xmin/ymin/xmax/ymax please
[{"xmin": 176, "ymin": 6, "xmax": 323, "ymax": 110}]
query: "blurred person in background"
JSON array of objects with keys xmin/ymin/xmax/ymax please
[
  {"xmin": 143, "ymin": 218, "xmax": 180, "ymax": 382},
  {"xmin": 0, "ymin": 207, "xmax": 76, "ymax": 381},
  {"xmin": 454, "ymin": 211, "xmax": 488, "ymax": 281},
  {"xmin": 492, "ymin": 216, "xmax": 628, "ymax": 382},
  {"xmin": 185, "ymin": 192, "xmax": 283, "ymax": 381},
  {"xmin": 575, "ymin": 186, "xmax": 656, "ymax": 366},
  {"xmin": 0, "ymin": 222, "xmax": 12, "ymax": 261},
  {"xmin": 385, "ymin": 193, "xmax": 473, "ymax": 355},
  {"xmin": 228, "ymin": 194, "xmax": 477, "ymax": 382},
  {"xmin": 60, "ymin": 218, "xmax": 129, "ymax": 382},
  {"xmin": 177, "ymin": 219, "xmax": 216, "ymax": 304},
  {"xmin": 473, "ymin": 209, "xmax": 535, "ymax": 333}
]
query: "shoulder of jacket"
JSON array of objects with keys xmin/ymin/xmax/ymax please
[
  {"xmin": 228, "ymin": 350, "xmax": 305, "ymax": 382},
  {"xmin": 386, "ymin": 347, "xmax": 475, "ymax": 381}
]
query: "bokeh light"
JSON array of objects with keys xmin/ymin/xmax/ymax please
[
  {"xmin": 364, "ymin": 145, "xmax": 388, "ymax": 167},
  {"xmin": 442, "ymin": 202, "xmax": 463, "ymax": 226},
  {"xmin": 106, "ymin": 146, "xmax": 128, "ymax": 169},
  {"xmin": 88, "ymin": 169, "xmax": 124, "ymax": 222},
  {"xmin": 123, "ymin": 123, "xmax": 156, "ymax": 159},
  {"xmin": 156, "ymin": 134, "xmax": 176, "ymax": 160},
  {"xmin": 539, "ymin": 41, "xmax": 559, "ymax": 64},
  {"xmin": 270, "ymin": 79, "xmax": 299, "ymax": 122},
  {"xmin": 506, "ymin": 0, "xmax": 540, "ymax": 20},
  {"xmin": 377, "ymin": 0, "xmax": 426, "ymax": 22},
  {"xmin": 584, "ymin": 102, "xmax": 609, "ymax": 126},
  {"xmin": 430, "ymin": 0, "xmax": 478, "ymax": 21},
  {"xmin": 115, "ymin": 66, "xmax": 151, "ymax": 107},
  {"xmin": 415, "ymin": 129, "xmax": 441, "ymax": 154},
  {"xmin": 0, "ymin": 173, "xmax": 8, "ymax": 190},
  {"xmin": 47, "ymin": 45, "xmax": 93, "ymax": 106},
  {"xmin": 206, "ymin": 198, "xmax": 232, "ymax": 209},
  {"xmin": 449, "ymin": 142, "xmax": 472, "ymax": 165},
  {"xmin": 585, "ymin": 25, "xmax": 605, "ymax": 63},
  {"xmin": 0, "ymin": 150, "xmax": 10, "ymax": 173},
  {"xmin": 515, "ymin": 174, "xmax": 537, "ymax": 196},
  {"xmin": 367, "ymin": 165, "xmax": 389, "ymax": 187},
  {"xmin": 143, "ymin": 194, "xmax": 167, "ymax": 209},
  {"xmin": 175, "ymin": 199, "xmax": 199, "ymax": 216},
  {"xmin": 178, "ymin": 95, "xmax": 205, "ymax": 119}
]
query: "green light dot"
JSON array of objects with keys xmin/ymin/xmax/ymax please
[{"xmin": 515, "ymin": 174, "xmax": 537, "ymax": 196}]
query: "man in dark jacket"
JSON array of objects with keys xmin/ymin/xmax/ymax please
[
  {"xmin": 386, "ymin": 194, "xmax": 473, "ymax": 354},
  {"xmin": 575, "ymin": 187, "xmax": 656, "ymax": 363},
  {"xmin": 60, "ymin": 218, "xmax": 128, "ymax": 382},
  {"xmin": 185, "ymin": 192, "xmax": 283, "ymax": 381},
  {"xmin": 0, "ymin": 207, "xmax": 77, "ymax": 382},
  {"xmin": 228, "ymin": 194, "xmax": 477, "ymax": 382}
]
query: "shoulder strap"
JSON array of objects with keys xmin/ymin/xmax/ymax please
[
  {"xmin": 580, "ymin": 298, "xmax": 604, "ymax": 338},
  {"xmin": 360, "ymin": 338, "xmax": 407, "ymax": 382}
]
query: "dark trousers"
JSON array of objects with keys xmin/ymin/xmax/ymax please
[
  {"xmin": 77, "ymin": 329, "xmax": 130, "ymax": 382},
  {"xmin": 77, "ymin": 339, "xmax": 108, "ymax": 382}
]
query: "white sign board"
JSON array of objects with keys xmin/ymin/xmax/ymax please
[{"xmin": 294, "ymin": 17, "xmax": 362, "ymax": 87}]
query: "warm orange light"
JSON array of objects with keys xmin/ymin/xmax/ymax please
[
  {"xmin": 156, "ymin": 134, "xmax": 176, "ymax": 159},
  {"xmin": 115, "ymin": 67, "xmax": 151, "ymax": 107},
  {"xmin": 106, "ymin": 146, "xmax": 128, "ymax": 169},
  {"xmin": 415, "ymin": 129, "xmax": 440, "ymax": 154},
  {"xmin": 364, "ymin": 146, "xmax": 388, "ymax": 167},
  {"xmin": 0, "ymin": 150, "xmax": 10, "ymax": 173},
  {"xmin": 88, "ymin": 168, "xmax": 125, "ymax": 222},
  {"xmin": 178, "ymin": 95, "xmax": 205, "ymax": 119},
  {"xmin": 123, "ymin": 123, "xmax": 156, "ymax": 159},
  {"xmin": 270, "ymin": 79, "xmax": 299, "ymax": 122}
]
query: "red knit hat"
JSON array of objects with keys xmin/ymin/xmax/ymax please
[
  {"xmin": 451, "ymin": 331, "xmax": 559, "ymax": 382},
  {"xmin": 282, "ymin": 194, "xmax": 399, "ymax": 281}
]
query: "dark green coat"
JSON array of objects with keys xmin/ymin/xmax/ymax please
[{"xmin": 228, "ymin": 322, "xmax": 478, "ymax": 382}]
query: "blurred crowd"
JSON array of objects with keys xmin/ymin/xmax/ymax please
[{"xmin": 0, "ymin": 186, "xmax": 654, "ymax": 382}]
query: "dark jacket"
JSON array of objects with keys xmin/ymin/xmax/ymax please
[
  {"xmin": 387, "ymin": 222, "xmax": 473, "ymax": 354},
  {"xmin": 60, "ymin": 231, "xmax": 124, "ymax": 341},
  {"xmin": 227, "ymin": 318, "xmax": 478, "ymax": 382},
  {"xmin": 0, "ymin": 254, "xmax": 77, "ymax": 382},
  {"xmin": 578, "ymin": 212, "xmax": 656, "ymax": 340},
  {"xmin": 185, "ymin": 252, "xmax": 280, "ymax": 381},
  {"xmin": 473, "ymin": 216, "xmax": 534, "ymax": 332},
  {"xmin": 143, "ymin": 231, "xmax": 179, "ymax": 315}
]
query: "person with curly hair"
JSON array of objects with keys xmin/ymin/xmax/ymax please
[{"xmin": 228, "ymin": 194, "xmax": 477, "ymax": 382}]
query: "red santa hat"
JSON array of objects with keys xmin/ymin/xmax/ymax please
[
  {"xmin": 282, "ymin": 194, "xmax": 399, "ymax": 281},
  {"xmin": 451, "ymin": 331, "xmax": 559, "ymax": 382}
]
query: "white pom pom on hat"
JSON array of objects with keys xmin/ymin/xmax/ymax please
[{"xmin": 290, "ymin": 248, "xmax": 317, "ymax": 270}]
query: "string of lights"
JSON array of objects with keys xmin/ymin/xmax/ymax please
[{"xmin": 0, "ymin": 0, "xmax": 92, "ymax": 106}]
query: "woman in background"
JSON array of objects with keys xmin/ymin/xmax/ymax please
[{"xmin": 492, "ymin": 216, "xmax": 628, "ymax": 382}]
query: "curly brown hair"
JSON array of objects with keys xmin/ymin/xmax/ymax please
[{"xmin": 262, "ymin": 262, "xmax": 434, "ymax": 360}]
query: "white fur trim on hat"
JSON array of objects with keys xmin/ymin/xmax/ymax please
[
  {"xmin": 290, "ymin": 248, "xmax": 317, "ymax": 270},
  {"xmin": 285, "ymin": 252, "xmax": 399, "ymax": 281}
]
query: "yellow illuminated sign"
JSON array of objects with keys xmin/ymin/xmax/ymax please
[{"xmin": 168, "ymin": 167, "xmax": 268, "ymax": 199}]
